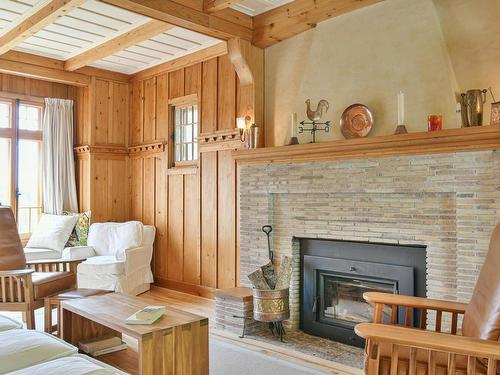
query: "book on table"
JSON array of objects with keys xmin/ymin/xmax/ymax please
[
  {"xmin": 79, "ymin": 335, "xmax": 127, "ymax": 357},
  {"xmin": 125, "ymin": 305, "xmax": 166, "ymax": 325}
]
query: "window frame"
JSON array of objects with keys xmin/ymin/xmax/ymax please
[
  {"xmin": 0, "ymin": 94, "xmax": 44, "ymax": 238},
  {"xmin": 168, "ymin": 94, "xmax": 199, "ymax": 173}
]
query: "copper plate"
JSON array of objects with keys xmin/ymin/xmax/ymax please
[{"xmin": 340, "ymin": 104, "xmax": 373, "ymax": 139}]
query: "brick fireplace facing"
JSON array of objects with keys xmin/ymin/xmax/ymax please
[{"xmin": 238, "ymin": 151, "xmax": 500, "ymax": 330}]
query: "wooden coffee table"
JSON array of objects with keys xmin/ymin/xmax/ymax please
[{"xmin": 61, "ymin": 293, "xmax": 209, "ymax": 375}]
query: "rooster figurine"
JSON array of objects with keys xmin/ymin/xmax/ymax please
[{"xmin": 306, "ymin": 99, "xmax": 330, "ymax": 121}]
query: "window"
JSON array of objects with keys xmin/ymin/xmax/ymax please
[
  {"xmin": 0, "ymin": 98, "xmax": 43, "ymax": 237},
  {"xmin": 170, "ymin": 95, "xmax": 198, "ymax": 167}
]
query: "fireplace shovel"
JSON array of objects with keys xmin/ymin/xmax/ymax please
[{"xmin": 262, "ymin": 225, "xmax": 273, "ymax": 264}]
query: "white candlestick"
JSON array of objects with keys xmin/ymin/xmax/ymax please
[
  {"xmin": 397, "ymin": 91, "xmax": 405, "ymax": 125},
  {"xmin": 291, "ymin": 113, "xmax": 297, "ymax": 137}
]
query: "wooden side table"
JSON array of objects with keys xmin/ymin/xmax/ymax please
[{"xmin": 44, "ymin": 288, "xmax": 109, "ymax": 336}]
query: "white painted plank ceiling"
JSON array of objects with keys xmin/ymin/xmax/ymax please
[
  {"xmin": 0, "ymin": 0, "xmax": 224, "ymax": 74},
  {"xmin": 231, "ymin": 0, "xmax": 294, "ymax": 16}
]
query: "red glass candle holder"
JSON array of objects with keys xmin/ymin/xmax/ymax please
[{"xmin": 428, "ymin": 115, "xmax": 442, "ymax": 131}]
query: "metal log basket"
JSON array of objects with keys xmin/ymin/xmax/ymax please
[{"xmin": 253, "ymin": 288, "xmax": 290, "ymax": 342}]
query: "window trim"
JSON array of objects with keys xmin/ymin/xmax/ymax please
[
  {"xmin": 168, "ymin": 94, "xmax": 199, "ymax": 172},
  {"xmin": 0, "ymin": 94, "xmax": 44, "ymax": 238}
]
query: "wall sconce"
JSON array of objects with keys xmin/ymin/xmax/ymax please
[{"xmin": 236, "ymin": 116, "xmax": 251, "ymax": 142}]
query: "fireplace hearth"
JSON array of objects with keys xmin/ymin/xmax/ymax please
[{"xmin": 301, "ymin": 238, "xmax": 426, "ymax": 347}]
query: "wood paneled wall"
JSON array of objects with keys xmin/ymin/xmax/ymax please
[
  {"xmin": 130, "ymin": 44, "xmax": 263, "ymax": 297},
  {"xmin": 74, "ymin": 77, "xmax": 130, "ymax": 224},
  {"xmin": 0, "ymin": 73, "xmax": 77, "ymax": 99}
]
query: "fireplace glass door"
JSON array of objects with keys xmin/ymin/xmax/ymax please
[{"xmin": 318, "ymin": 272, "xmax": 396, "ymax": 328}]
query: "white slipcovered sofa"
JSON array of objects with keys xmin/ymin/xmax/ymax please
[
  {"xmin": 75, "ymin": 221, "xmax": 155, "ymax": 296},
  {"xmin": 0, "ymin": 314, "xmax": 126, "ymax": 375}
]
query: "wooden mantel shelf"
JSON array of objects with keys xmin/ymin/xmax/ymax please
[{"xmin": 232, "ymin": 126, "xmax": 500, "ymax": 164}]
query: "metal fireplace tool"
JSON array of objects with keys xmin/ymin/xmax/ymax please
[{"xmin": 235, "ymin": 225, "xmax": 290, "ymax": 342}]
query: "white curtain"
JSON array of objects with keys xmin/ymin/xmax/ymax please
[{"xmin": 42, "ymin": 98, "xmax": 78, "ymax": 215}]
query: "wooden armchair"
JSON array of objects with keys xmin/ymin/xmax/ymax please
[
  {"xmin": 355, "ymin": 223, "xmax": 500, "ymax": 375},
  {"xmin": 0, "ymin": 207, "xmax": 81, "ymax": 329}
]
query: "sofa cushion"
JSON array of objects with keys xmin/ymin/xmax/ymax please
[
  {"xmin": 7, "ymin": 355, "xmax": 117, "ymax": 375},
  {"xmin": 87, "ymin": 221, "xmax": 142, "ymax": 257},
  {"xmin": 0, "ymin": 314, "xmax": 22, "ymax": 331},
  {"xmin": 24, "ymin": 247, "xmax": 61, "ymax": 261},
  {"xmin": 64, "ymin": 211, "xmax": 91, "ymax": 247},
  {"xmin": 0, "ymin": 329, "xmax": 77, "ymax": 373},
  {"xmin": 26, "ymin": 214, "xmax": 79, "ymax": 252},
  {"xmin": 78, "ymin": 256, "xmax": 125, "ymax": 275},
  {"xmin": 32, "ymin": 272, "xmax": 76, "ymax": 299}
]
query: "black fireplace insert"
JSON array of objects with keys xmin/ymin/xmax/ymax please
[{"xmin": 300, "ymin": 238, "xmax": 426, "ymax": 347}]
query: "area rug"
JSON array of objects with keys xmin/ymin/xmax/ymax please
[{"xmin": 210, "ymin": 337, "xmax": 326, "ymax": 375}]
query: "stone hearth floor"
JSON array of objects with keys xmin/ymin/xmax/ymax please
[{"xmin": 244, "ymin": 329, "xmax": 364, "ymax": 369}]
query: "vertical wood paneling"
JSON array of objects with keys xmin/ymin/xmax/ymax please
[
  {"xmin": 130, "ymin": 80, "xmax": 144, "ymax": 145},
  {"xmin": 126, "ymin": 50, "xmax": 263, "ymax": 296},
  {"xmin": 184, "ymin": 173, "xmax": 200, "ymax": 285},
  {"xmin": 143, "ymin": 157, "xmax": 156, "ymax": 225},
  {"xmin": 112, "ymin": 82, "xmax": 128, "ymax": 146},
  {"xmin": 217, "ymin": 150, "xmax": 236, "ymax": 288},
  {"xmin": 168, "ymin": 174, "xmax": 184, "ymax": 281},
  {"xmin": 143, "ymin": 77, "xmax": 156, "ymax": 142},
  {"xmin": 154, "ymin": 156, "xmax": 168, "ymax": 279},
  {"xmin": 131, "ymin": 158, "xmax": 143, "ymax": 221},
  {"xmin": 91, "ymin": 157, "xmax": 109, "ymax": 223},
  {"xmin": 201, "ymin": 58, "xmax": 218, "ymax": 133},
  {"xmin": 169, "ymin": 69, "xmax": 184, "ymax": 99},
  {"xmin": 109, "ymin": 158, "xmax": 128, "ymax": 221},
  {"xmin": 156, "ymin": 73, "xmax": 169, "ymax": 140},
  {"xmin": 201, "ymin": 152, "xmax": 217, "ymax": 287},
  {"xmin": 185, "ymin": 63, "xmax": 202, "ymax": 97},
  {"xmin": 94, "ymin": 79, "xmax": 111, "ymax": 144},
  {"xmin": 217, "ymin": 55, "xmax": 236, "ymax": 130}
]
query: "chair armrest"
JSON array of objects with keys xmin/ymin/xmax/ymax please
[
  {"xmin": 62, "ymin": 246, "xmax": 96, "ymax": 260},
  {"xmin": 0, "ymin": 268, "xmax": 34, "ymax": 277},
  {"xmin": 121, "ymin": 246, "xmax": 152, "ymax": 274},
  {"xmin": 26, "ymin": 259, "xmax": 83, "ymax": 273},
  {"xmin": 364, "ymin": 292, "xmax": 468, "ymax": 314},
  {"xmin": 355, "ymin": 323, "xmax": 500, "ymax": 358}
]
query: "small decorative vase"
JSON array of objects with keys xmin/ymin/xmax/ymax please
[{"xmin": 394, "ymin": 125, "xmax": 408, "ymax": 135}]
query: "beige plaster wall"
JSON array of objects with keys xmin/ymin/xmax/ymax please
[
  {"xmin": 433, "ymin": 0, "xmax": 500, "ymax": 127},
  {"xmin": 265, "ymin": 0, "xmax": 467, "ymax": 146}
]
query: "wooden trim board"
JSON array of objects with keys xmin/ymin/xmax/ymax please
[{"xmin": 233, "ymin": 126, "xmax": 500, "ymax": 164}]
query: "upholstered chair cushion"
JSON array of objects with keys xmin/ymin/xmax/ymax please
[
  {"xmin": 0, "ymin": 206, "xmax": 26, "ymax": 271},
  {"xmin": 26, "ymin": 214, "xmax": 78, "ymax": 252},
  {"xmin": 87, "ymin": 221, "xmax": 143, "ymax": 257},
  {"xmin": 462, "ymin": 223, "xmax": 500, "ymax": 340}
]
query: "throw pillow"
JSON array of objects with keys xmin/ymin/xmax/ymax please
[
  {"xmin": 64, "ymin": 211, "xmax": 91, "ymax": 247},
  {"xmin": 26, "ymin": 214, "xmax": 79, "ymax": 252}
]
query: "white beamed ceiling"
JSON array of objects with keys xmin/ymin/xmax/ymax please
[
  {"xmin": 231, "ymin": 0, "xmax": 294, "ymax": 16},
  {"xmin": 0, "ymin": 0, "xmax": 223, "ymax": 74}
]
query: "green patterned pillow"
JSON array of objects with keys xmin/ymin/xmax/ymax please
[{"xmin": 64, "ymin": 211, "xmax": 91, "ymax": 247}]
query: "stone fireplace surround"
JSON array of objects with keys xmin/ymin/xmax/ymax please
[{"xmin": 238, "ymin": 150, "xmax": 500, "ymax": 330}]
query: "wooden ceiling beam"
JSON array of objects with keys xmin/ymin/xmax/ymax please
[
  {"xmin": 0, "ymin": 0, "xmax": 86, "ymax": 55},
  {"xmin": 131, "ymin": 42, "xmax": 228, "ymax": 81},
  {"xmin": 101, "ymin": 0, "xmax": 252, "ymax": 41},
  {"xmin": 253, "ymin": 0, "xmax": 384, "ymax": 48},
  {"xmin": 65, "ymin": 20, "xmax": 173, "ymax": 71},
  {"xmin": 204, "ymin": 0, "xmax": 242, "ymax": 13},
  {"xmin": 0, "ymin": 51, "xmax": 130, "ymax": 83},
  {"xmin": 0, "ymin": 57, "xmax": 90, "ymax": 86}
]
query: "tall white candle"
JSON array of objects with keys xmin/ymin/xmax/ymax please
[
  {"xmin": 291, "ymin": 113, "xmax": 297, "ymax": 137},
  {"xmin": 397, "ymin": 91, "xmax": 405, "ymax": 125}
]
